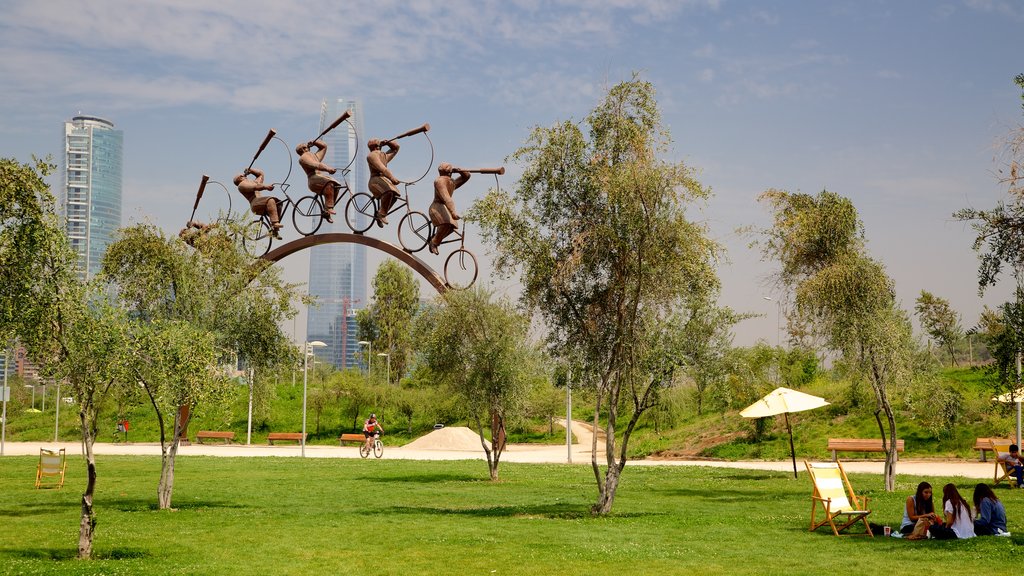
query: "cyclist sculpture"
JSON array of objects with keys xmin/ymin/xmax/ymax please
[
  {"xmin": 366, "ymin": 137, "xmax": 401, "ymax": 227},
  {"xmin": 428, "ymin": 163, "xmax": 470, "ymax": 254},
  {"xmin": 296, "ymin": 139, "xmax": 341, "ymax": 223},
  {"xmin": 234, "ymin": 167, "xmax": 281, "ymax": 238}
]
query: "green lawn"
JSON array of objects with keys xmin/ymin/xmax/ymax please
[{"xmin": 2, "ymin": 456, "xmax": 1023, "ymax": 575}]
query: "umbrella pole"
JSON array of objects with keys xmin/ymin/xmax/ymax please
[{"xmin": 786, "ymin": 412, "xmax": 797, "ymax": 479}]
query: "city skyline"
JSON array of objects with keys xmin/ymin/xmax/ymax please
[
  {"xmin": 59, "ymin": 114, "xmax": 123, "ymax": 280},
  {"xmin": 1, "ymin": 2, "xmax": 1022, "ymax": 346}
]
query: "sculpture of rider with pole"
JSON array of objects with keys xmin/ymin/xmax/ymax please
[
  {"xmin": 366, "ymin": 137, "xmax": 401, "ymax": 228},
  {"xmin": 294, "ymin": 112, "xmax": 351, "ymax": 225},
  {"xmin": 428, "ymin": 163, "xmax": 470, "ymax": 254}
]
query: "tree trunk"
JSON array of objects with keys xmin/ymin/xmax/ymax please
[
  {"xmin": 158, "ymin": 409, "xmax": 186, "ymax": 509},
  {"xmin": 593, "ymin": 376, "xmax": 621, "ymax": 515},
  {"xmin": 869, "ymin": 358, "xmax": 897, "ymax": 492},
  {"xmin": 473, "ymin": 414, "xmax": 498, "ymax": 481},
  {"xmin": 78, "ymin": 409, "xmax": 97, "ymax": 559}
]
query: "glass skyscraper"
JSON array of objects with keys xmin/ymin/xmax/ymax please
[
  {"xmin": 306, "ymin": 98, "xmax": 368, "ymax": 369},
  {"xmin": 60, "ymin": 115, "xmax": 123, "ymax": 280}
]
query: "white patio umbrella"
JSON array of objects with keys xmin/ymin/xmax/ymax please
[
  {"xmin": 992, "ymin": 387, "xmax": 1024, "ymax": 448},
  {"xmin": 741, "ymin": 387, "xmax": 830, "ymax": 478}
]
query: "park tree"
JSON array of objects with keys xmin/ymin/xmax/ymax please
[
  {"xmin": 131, "ymin": 319, "xmax": 222, "ymax": 508},
  {"xmin": 681, "ymin": 304, "xmax": 745, "ymax": 415},
  {"xmin": 358, "ymin": 260, "xmax": 420, "ymax": 385},
  {"xmin": 102, "ymin": 222, "xmax": 299, "ymax": 509},
  {"xmin": 956, "ymin": 74, "xmax": 1024, "ymax": 390},
  {"xmin": 1, "ymin": 157, "xmax": 131, "ymax": 558},
  {"xmin": 473, "ymin": 77, "xmax": 720, "ymax": 512},
  {"xmin": 419, "ymin": 287, "xmax": 540, "ymax": 480},
  {"xmin": 758, "ymin": 189, "xmax": 913, "ymax": 491},
  {"xmin": 914, "ymin": 290, "xmax": 962, "ymax": 366}
]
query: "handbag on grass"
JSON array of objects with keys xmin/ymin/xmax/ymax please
[{"xmin": 906, "ymin": 517, "xmax": 932, "ymax": 540}]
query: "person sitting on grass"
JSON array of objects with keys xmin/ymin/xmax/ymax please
[
  {"xmin": 973, "ymin": 483, "xmax": 1008, "ymax": 536},
  {"xmin": 900, "ymin": 481, "xmax": 941, "ymax": 535},
  {"xmin": 929, "ymin": 483, "xmax": 975, "ymax": 540},
  {"xmin": 998, "ymin": 444, "xmax": 1024, "ymax": 487}
]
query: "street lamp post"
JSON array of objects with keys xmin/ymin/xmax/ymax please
[
  {"xmin": 763, "ymin": 296, "xmax": 782, "ymax": 346},
  {"xmin": 377, "ymin": 352, "xmax": 390, "ymax": 386},
  {"xmin": 358, "ymin": 340, "xmax": 371, "ymax": 385},
  {"xmin": 302, "ymin": 340, "xmax": 327, "ymax": 457}
]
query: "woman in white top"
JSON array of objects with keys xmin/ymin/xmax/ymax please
[{"xmin": 929, "ymin": 483, "xmax": 976, "ymax": 540}]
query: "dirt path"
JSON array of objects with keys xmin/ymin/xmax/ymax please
[{"xmin": 553, "ymin": 418, "xmax": 605, "ymax": 446}]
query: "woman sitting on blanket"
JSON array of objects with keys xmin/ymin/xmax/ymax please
[
  {"xmin": 929, "ymin": 483, "xmax": 975, "ymax": 539},
  {"xmin": 900, "ymin": 481, "xmax": 941, "ymax": 535},
  {"xmin": 973, "ymin": 483, "xmax": 1008, "ymax": 536}
]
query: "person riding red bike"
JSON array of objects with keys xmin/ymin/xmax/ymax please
[{"xmin": 362, "ymin": 414, "xmax": 383, "ymax": 452}]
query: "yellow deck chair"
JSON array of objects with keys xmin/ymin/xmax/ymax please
[
  {"xmin": 991, "ymin": 440, "xmax": 1017, "ymax": 486},
  {"xmin": 35, "ymin": 448, "xmax": 66, "ymax": 489},
  {"xmin": 805, "ymin": 460, "xmax": 872, "ymax": 536}
]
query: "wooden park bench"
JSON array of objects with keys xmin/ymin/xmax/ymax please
[
  {"xmin": 339, "ymin": 433, "xmax": 365, "ymax": 446},
  {"xmin": 267, "ymin": 432, "xmax": 306, "ymax": 445},
  {"xmin": 827, "ymin": 438, "xmax": 905, "ymax": 461},
  {"xmin": 196, "ymin": 431, "xmax": 235, "ymax": 444},
  {"xmin": 975, "ymin": 438, "xmax": 1014, "ymax": 462}
]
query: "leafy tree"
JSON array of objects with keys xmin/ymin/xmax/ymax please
[
  {"xmin": 681, "ymin": 304, "xmax": 746, "ymax": 415},
  {"xmin": 473, "ymin": 77, "xmax": 720, "ymax": 512},
  {"xmin": 758, "ymin": 189, "xmax": 913, "ymax": 491},
  {"xmin": 914, "ymin": 290, "xmax": 962, "ymax": 366},
  {"xmin": 358, "ymin": 260, "xmax": 419, "ymax": 385},
  {"xmin": 419, "ymin": 287, "xmax": 539, "ymax": 480},
  {"xmin": 130, "ymin": 319, "xmax": 222, "ymax": 508},
  {"xmin": 102, "ymin": 222, "xmax": 299, "ymax": 509},
  {"xmin": 0, "ymin": 157, "xmax": 130, "ymax": 558},
  {"xmin": 955, "ymin": 75, "xmax": 1024, "ymax": 401}
]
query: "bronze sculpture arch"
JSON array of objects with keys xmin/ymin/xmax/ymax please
[{"xmin": 260, "ymin": 233, "xmax": 448, "ymax": 294}]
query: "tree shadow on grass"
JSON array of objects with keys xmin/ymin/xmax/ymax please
[
  {"xmin": 360, "ymin": 472, "xmax": 487, "ymax": 484},
  {"xmin": 6, "ymin": 547, "xmax": 150, "ymax": 560},
  {"xmin": 658, "ymin": 487, "xmax": 782, "ymax": 503},
  {"xmin": 110, "ymin": 498, "xmax": 246, "ymax": 513},
  {"xmin": 0, "ymin": 501, "xmax": 79, "ymax": 518},
  {"xmin": 384, "ymin": 503, "xmax": 664, "ymax": 520}
]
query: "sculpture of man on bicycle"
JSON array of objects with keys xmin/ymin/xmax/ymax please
[
  {"xmin": 296, "ymin": 139, "xmax": 341, "ymax": 223},
  {"xmin": 366, "ymin": 138, "xmax": 401, "ymax": 227},
  {"xmin": 428, "ymin": 163, "xmax": 470, "ymax": 255},
  {"xmin": 234, "ymin": 167, "xmax": 282, "ymax": 237}
]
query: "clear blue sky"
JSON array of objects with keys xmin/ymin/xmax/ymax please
[{"xmin": 1, "ymin": 0, "xmax": 1021, "ymax": 346}]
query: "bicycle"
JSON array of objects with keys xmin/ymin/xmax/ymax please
[
  {"xmin": 396, "ymin": 167, "xmax": 503, "ymax": 289},
  {"xmin": 290, "ymin": 110, "xmax": 361, "ymax": 236},
  {"xmin": 343, "ymin": 123, "xmax": 433, "ymax": 234},
  {"xmin": 397, "ymin": 213, "xmax": 479, "ymax": 290},
  {"xmin": 235, "ymin": 129, "xmax": 312, "ymax": 257},
  {"xmin": 359, "ymin": 431, "xmax": 383, "ymax": 459}
]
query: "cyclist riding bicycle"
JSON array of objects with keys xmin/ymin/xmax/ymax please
[
  {"xmin": 363, "ymin": 413, "xmax": 383, "ymax": 451},
  {"xmin": 234, "ymin": 167, "xmax": 282, "ymax": 236},
  {"xmin": 296, "ymin": 139, "xmax": 341, "ymax": 223}
]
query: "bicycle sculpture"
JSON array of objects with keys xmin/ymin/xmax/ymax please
[
  {"xmin": 344, "ymin": 123, "xmax": 433, "ymax": 235},
  {"xmin": 397, "ymin": 165, "xmax": 504, "ymax": 290},
  {"xmin": 187, "ymin": 110, "xmax": 497, "ymax": 290},
  {"xmin": 180, "ymin": 174, "xmax": 232, "ymax": 245}
]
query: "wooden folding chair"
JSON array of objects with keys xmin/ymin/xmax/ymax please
[
  {"xmin": 991, "ymin": 440, "xmax": 1018, "ymax": 486},
  {"xmin": 805, "ymin": 460, "xmax": 872, "ymax": 536},
  {"xmin": 35, "ymin": 448, "xmax": 66, "ymax": 489}
]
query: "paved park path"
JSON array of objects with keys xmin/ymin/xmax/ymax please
[{"xmin": 0, "ymin": 436, "xmax": 998, "ymax": 480}]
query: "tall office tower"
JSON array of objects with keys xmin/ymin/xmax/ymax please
[
  {"xmin": 306, "ymin": 98, "xmax": 368, "ymax": 369},
  {"xmin": 60, "ymin": 115, "xmax": 123, "ymax": 280}
]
